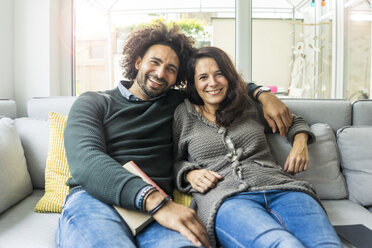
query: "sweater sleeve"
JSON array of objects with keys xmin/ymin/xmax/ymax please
[
  {"xmin": 64, "ymin": 92, "xmax": 148, "ymax": 210},
  {"xmin": 247, "ymin": 82, "xmax": 260, "ymax": 99},
  {"xmin": 172, "ymin": 104, "xmax": 201, "ymax": 193}
]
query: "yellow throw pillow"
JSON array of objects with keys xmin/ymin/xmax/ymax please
[
  {"xmin": 34, "ymin": 112, "xmax": 70, "ymax": 213},
  {"xmin": 173, "ymin": 189, "xmax": 192, "ymax": 207}
]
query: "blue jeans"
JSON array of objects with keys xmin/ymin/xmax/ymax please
[
  {"xmin": 55, "ymin": 187, "xmax": 199, "ymax": 248},
  {"xmin": 215, "ymin": 190, "xmax": 342, "ymax": 248}
]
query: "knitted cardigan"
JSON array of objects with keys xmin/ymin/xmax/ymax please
[{"xmin": 173, "ymin": 98, "xmax": 318, "ymax": 247}]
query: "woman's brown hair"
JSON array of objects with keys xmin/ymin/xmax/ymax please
[{"xmin": 186, "ymin": 46, "xmax": 250, "ymax": 127}]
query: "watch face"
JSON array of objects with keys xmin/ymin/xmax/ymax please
[{"xmin": 260, "ymin": 86, "xmax": 271, "ymax": 92}]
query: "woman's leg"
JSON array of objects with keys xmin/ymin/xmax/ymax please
[
  {"xmin": 215, "ymin": 192, "xmax": 306, "ymax": 248},
  {"xmin": 56, "ymin": 187, "xmax": 136, "ymax": 248},
  {"xmin": 267, "ymin": 191, "xmax": 342, "ymax": 248}
]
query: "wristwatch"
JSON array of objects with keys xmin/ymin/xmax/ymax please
[{"xmin": 255, "ymin": 86, "xmax": 271, "ymax": 101}]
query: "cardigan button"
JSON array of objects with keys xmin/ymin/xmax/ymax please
[{"xmin": 218, "ymin": 127, "xmax": 226, "ymax": 134}]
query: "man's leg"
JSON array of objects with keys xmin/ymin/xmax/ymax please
[
  {"xmin": 56, "ymin": 187, "xmax": 136, "ymax": 248},
  {"xmin": 268, "ymin": 191, "xmax": 342, "ymax": 248},
  {"xmin": 136, "ymin": 221, "xmax": 201, "ymax": 248},
  {"xmin": 215, "ymin": 192, "xmax": 306, "ymax": 248}
]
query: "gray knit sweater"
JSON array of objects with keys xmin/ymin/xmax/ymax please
[{"xmin": 173, "ymin": 98, "xmax": 318, "ymax": 247}]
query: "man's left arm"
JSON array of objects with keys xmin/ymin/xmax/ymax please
[{"xmin": 247, "ymin": 82, "xmax": 293, "ymax": 137}]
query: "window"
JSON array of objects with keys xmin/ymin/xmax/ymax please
[
  {"xmin": 344, "ymin": 0, "xmax": 372, "ymax": 100},
  {"xmin": 73, "ymin": 0, "xmax": 235, "ymax": 95},
  {"xmin": 252, "ymin": 0, "xmax": 334, "ymax": 98}
]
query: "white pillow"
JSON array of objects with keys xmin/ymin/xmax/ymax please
[
  {"xmin": 0, "ymin": 118, "xmax": 33, "ymax": 213},
  {"xmin": 337, "ymin": 126, "xmax": 372, "ymax": 206},
  {"xmin": 267, "ymin": 123, "xmax": 348, "ymax": 200}
]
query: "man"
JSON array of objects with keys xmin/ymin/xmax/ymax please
[{"xmin": 56, "ymin": 22, "xmax": 292, "ymax": 248}]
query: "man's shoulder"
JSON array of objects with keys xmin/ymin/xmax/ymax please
[
  {"xmin": 165, "ymin": 89, "xmax": 186, "ymax": 103},
  {"xmin": 71, "ymin": 89, "xmax": 119, "ymax": 115},
  {"xmin": 77, "ymin": 89, "xmax": 117, "ymax": 103}
]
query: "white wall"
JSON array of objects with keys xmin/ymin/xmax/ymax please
[
  {"xmin": 0, "ymin": 0, "xmax": 14, "ymax": 99},
  {"xmin": 252, "ymin": 19, "xmax": 294, "ymax": 90},
  {"xmin": 13, "ymin": 0, "xmax": 72, "ymax": 116}
]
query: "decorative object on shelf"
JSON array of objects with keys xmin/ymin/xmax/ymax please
[
  {"xmin": 311, "ymin": 0, "xmax": 315, "ymax": 7},
  {"xmin": 321, "ymin": 0, "xmax": 326, "ymax": 7}
]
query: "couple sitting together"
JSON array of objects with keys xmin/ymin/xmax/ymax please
[{"xmin": 57, "ymin": 22, "xmax": 342, "ymax": 248}]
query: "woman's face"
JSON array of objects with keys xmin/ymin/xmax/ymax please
[{"xmin": 194, "ymin": 57, "xmax": 229, "ymax": 109}]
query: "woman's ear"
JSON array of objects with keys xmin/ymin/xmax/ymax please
[{"xmin": 135, "ymin": 56, "xmax": 142, "ymax": 70}]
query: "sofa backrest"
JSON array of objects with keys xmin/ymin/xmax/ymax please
[
  {"xmin": 0, "ymin": 99, "xmax": 16, "ymax": 119},
  {"xmin": 15, "ymin": 97, "xmax": 77, "ymax": 188},
  {"xmin": 352, "ymin": 99, "xmax": 372, "ymax": 125},
  {"xmin": 282, "ymin": 99, "xmax": 352, "ymax": 132},
  {"xmin": 27, "ymin": 97, "xmax": 77, "ymax": 120}
]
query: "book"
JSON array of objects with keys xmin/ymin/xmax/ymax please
[
  {"xmin": 114, "ymin": 161, "xmax": 166, "ymax": 236},
  {"xmin": 334, "ymin": 224, "xmax": 372, "ymax": 248}
]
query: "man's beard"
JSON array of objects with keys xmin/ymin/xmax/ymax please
[{"xmin": 136, "ymin": 70, "xmax": 169, "ymax": 99}]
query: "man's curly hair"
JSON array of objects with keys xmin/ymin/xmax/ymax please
[{"xmin": 121, "ymin": 21, "xmax": 195, "ymax": 87}]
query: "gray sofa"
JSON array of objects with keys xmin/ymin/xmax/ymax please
[{"xmin": 1, "ymin": 97, "xmax": 372, "ymax": 248}]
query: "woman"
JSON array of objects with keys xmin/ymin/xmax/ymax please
[{"xmin": 173, "ymin": 46, "xmax": 342, "ymax": 248}]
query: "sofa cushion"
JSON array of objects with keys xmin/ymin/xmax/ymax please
[
  {"xmin": 337, "ymin": 126, "xmax": 372, "ymax": 206},
  {"xmin": 0, "ymin": 118, "xmax": 33, "ymax": 214},
  {"xmin": 0, "ymin": 190, "xmax": 60, "ymax": 248},
  {"xmin": 14, "ymin": 118, "xmax": 49, "ymax": 189},
  {"xmin": 267, "ymin": 123, "xmax": 348, "ymax": 200},
  {"xmin": 35, "ymin": 112, "xmax": 70, "ymax": 213},
  {"xmin": 322, "ymin": 199, "xmax": 372, "ymax": 230}
]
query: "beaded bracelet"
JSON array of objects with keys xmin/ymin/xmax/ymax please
[
  {"xmin": 149, "ymin": 195, "xmax": 171, "ymax": 216},
  {"xmin": 138, "ymin": 186, "xmax": 156, "ymax": 212}
]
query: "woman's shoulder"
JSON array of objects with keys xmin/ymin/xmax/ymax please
[{"xmin": 174, "ymin": 99, "xmax": 195, "ymax": 116}]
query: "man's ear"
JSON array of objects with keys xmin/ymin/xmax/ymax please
[{"xmin": 135, "ymin": 56, "xmax": 142, "ymax": 70}]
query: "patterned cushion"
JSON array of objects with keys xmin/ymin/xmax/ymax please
[{"xmin": 34, "ymin": 112, "xmax": 70, "ymax": 213}]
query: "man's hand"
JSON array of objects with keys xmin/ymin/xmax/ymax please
[
  {"xmin": 284, "ymin": 132, "xmax": 309, "ymax": 174},
  {"xmin": 255, "ymin": 91, "xmax": 293, "ymax": 137},
  {"xmin": 186, "ymin": 169, "xmax": 223, "ymax": 193},
  {"xmin": 145, "ymin": 191, "xmax": 211, "ymax": 248}
]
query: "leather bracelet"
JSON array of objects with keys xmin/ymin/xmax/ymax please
[{"xmin": 149, "ymin": 195, "xmax": 171, "ymax": 216}]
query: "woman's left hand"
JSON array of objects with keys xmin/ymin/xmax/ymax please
[{"xmin": 284, "ymin": 133, "xmax": 309, "ymax": 174}]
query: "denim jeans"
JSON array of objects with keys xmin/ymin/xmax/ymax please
[
  {"xmin": 55, "ymin": 187, "xmax": 199, "ymax": 248},
  {"xmin": 215, "ymin": 190, "xmax": 342, "ymax": 248}
]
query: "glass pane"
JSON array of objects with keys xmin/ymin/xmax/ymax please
[
  {"xmin": 344, "ymin": 0, "xmax": 371, "ymax": 101},
  {"xmin": 74, "ymin": 0, "xmax": 235, "ymax": 95},
  {"xmin": 252, "ymin": 0, "xmax": 334, "ymax": 98}
]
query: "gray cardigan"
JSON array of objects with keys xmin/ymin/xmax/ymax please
[{"xmin": 173, "ymin": 98, "xmax": 318, "ymax": 247}]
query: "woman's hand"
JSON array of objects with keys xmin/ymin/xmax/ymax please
[
  {"xmin": 186, "ymin": 169, "xmax": 223, "ymax": 193},
  {"xmin": 284, "ymin": 132, "xmax": 309, "ymax": 174}
]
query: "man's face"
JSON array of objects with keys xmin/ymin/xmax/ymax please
[{"xmin": 133, "ymin": 44, "xmax": 179, "ymax": 100}]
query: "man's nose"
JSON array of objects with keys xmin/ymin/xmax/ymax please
[{"xmin": 156, "ymin": 66, "xmax": 166, "ymax": 79}]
